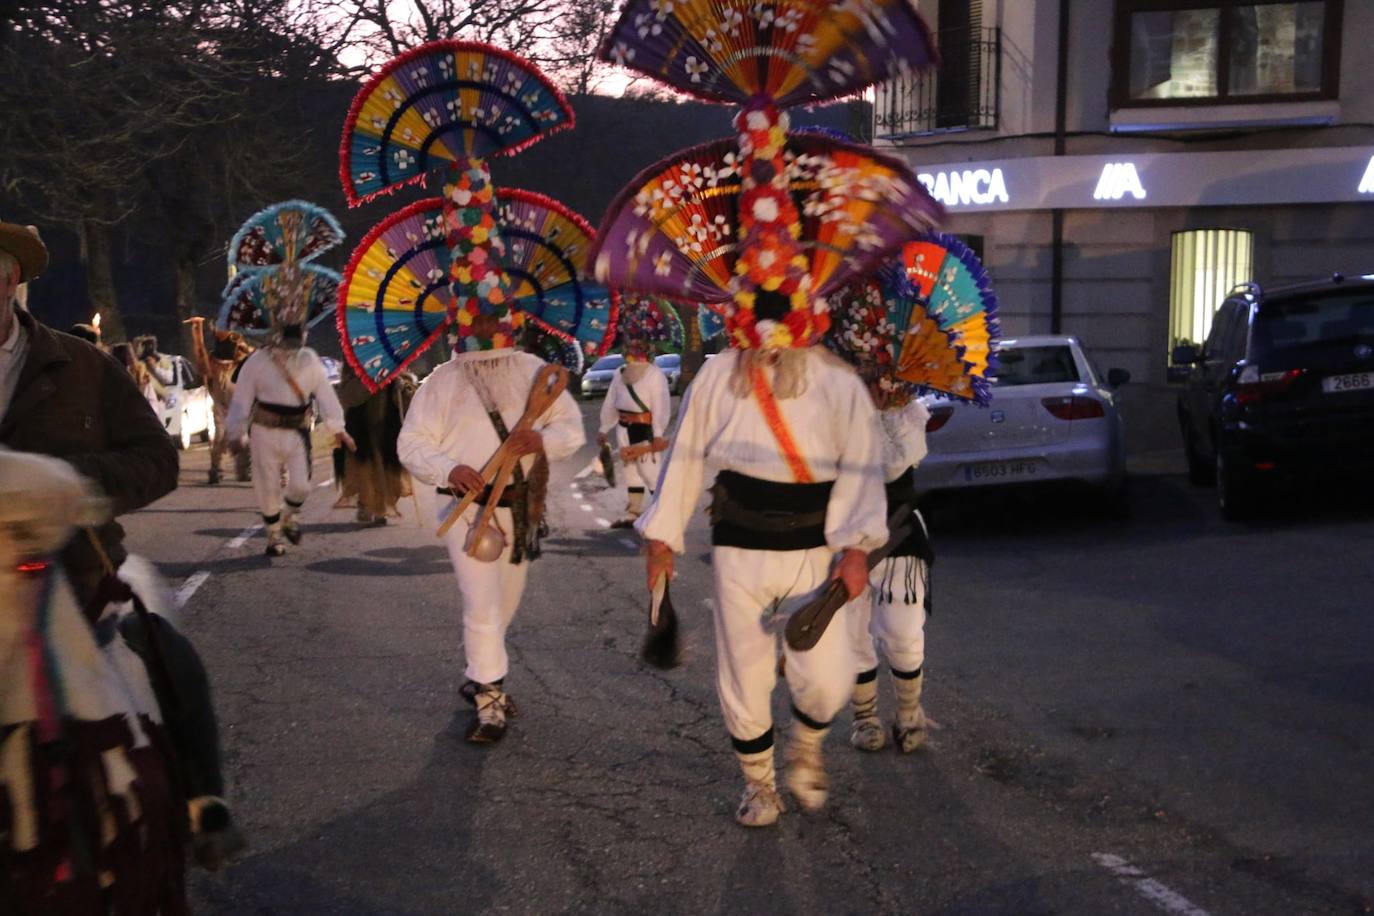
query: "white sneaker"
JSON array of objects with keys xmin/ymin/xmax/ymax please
[
  {"xmin": 893, "ymin": 707, "xmax": 930, "ymax": 754},
  {"xmin": 784, "ymin": 743, "xmax": 829, "ymax": 812},
  {"xmin": 735, "ymin": 782, "xmax": 785, "ymax": 827},
  {"xmin": 850, "ymin": 716, "xmax": 887, "ymax": 752}
]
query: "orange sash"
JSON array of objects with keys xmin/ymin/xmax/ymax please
[{"xmin": 749, "ymin": 362, "xmax": 815, "ymax": 484}]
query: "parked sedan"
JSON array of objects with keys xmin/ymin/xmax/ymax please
[
  {"xmin": 580, "ymin": 354, "xmax": 625, "ymax": 398},
  {"xmin": 655, "ymin": 353, "xmax": 682, "ymax": 394},
  {"xmin": 914, "ymin": 335, "xmax": 1130, "ymax": 505},
  {"xmin": 159, "ymin": 355, "xmax": 215, "ymax": 450}
]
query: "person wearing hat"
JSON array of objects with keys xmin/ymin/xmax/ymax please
[{"xmin": 0, "ymin": 220, "xmax": 179, "ymax": 608}]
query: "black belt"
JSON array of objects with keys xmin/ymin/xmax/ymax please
[
  {"xmin": 884, "ymin": 468, "xmax": 933, "ymax": 562},
  {"xmin": 436, "ymin": 484, "xmax": 525, "ymax": 508},
  {"xmin": 621, "ymin": 421, "xmax": 653, "ymax": 444},
  {"xmin": 708, "ymin": 470, "xmax": 833, "ymax": 551},
  {"xmin": 255, "ymin": 401, "xmax": 309, "ymax": 417}
]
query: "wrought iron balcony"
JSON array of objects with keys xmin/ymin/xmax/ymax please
[{"xmin": 873, "ymin": 26, "xmax": 1000, "ymax": 139}]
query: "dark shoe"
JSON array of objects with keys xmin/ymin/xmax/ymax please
[
  {"xmin": 189, "ymin": 797, "xmax": 247, "ymax": 871},
  {"xmin": 609, "ymin": 516, "xmax": 637, "ymax": 529},
  {"xmin": 283, "ymin": 520, "xmax": 302, "ymax": 545},
  {"xmin": 464, "ymin": 683, "xmax": 511, "ymax": 744},
  {"xmin": 207, "ymin": 468, "xmax": 222, "ymax": 485},
  {"xmin": 265, "ymin": 541, "xmax": 287, "ymax": 557}
]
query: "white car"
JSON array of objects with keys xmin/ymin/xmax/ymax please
[
  {"xmin": 915, "ymin": 335, "xmax": 1129, "ymax": 502},
  {"xmin": 159, "ymin": 355, "xmax": 215, "ymax": 450}
]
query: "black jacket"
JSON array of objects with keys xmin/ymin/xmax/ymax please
[{"xmin": 1, "ymin": 309, "xmax": 179, "ymax": 602}]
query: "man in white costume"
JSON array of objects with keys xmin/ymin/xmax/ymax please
[
  {"xmin": 398, "ymin": 345, "xmax": 584, "ymax": 743},
  {"xmin": 598, "ymin": 335, "xmax": 671, "ymax": 528},
  {"xmin": 848, "ymin": 396, "xmax": 935, "ymax": 753},
  {"xmin": 638, "ymin": 342, "xmax": 887, "ymax": 827},
  {"xmin": 225, "ymin": 278, "xmax": 352, "ymax": 557}
]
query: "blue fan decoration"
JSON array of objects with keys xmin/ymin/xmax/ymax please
[{"xmin": 228, "ymin": 200, "xmax": 344, "ymax": 269}]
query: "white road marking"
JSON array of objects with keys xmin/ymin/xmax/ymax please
[
  {"xmin": 595, "ymin": 517, "xmax": 611, "ymax": 528},
  {"xmin": 1092, "ymin": 854, "xmax": 1211, "ymax": 916},
  {"xmin": 174, "ymin": 571, "xmax": 212, "ymax": 609},
  {"xmin": 316, "ymin": 478, "xmax": 334, "ymax": 489},
  {"xmin": 702, "ymin": 598, "xmax": 715, "ymax": 611},
  {"xmin": 579, "ymin": 504, "xmax": 594, "ymax": 512},
  {"xmin": 618, "ymin": 537, "xmax": 638, "ymax": 550},
  {"xmin": 226, "ymin": 524, "xmax": 262, "ymax": 549}
]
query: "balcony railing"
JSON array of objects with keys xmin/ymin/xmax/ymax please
[{"xmin": 873, "ymin": 26, "xmax": 1000, "ymax": 139}]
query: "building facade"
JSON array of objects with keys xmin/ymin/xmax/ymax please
[{"xmin": 875, "ymin": 0, "xmax": 1373, "ymax": 451}]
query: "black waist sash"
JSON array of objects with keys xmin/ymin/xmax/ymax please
[
  {"xmin": 885, "ymin": 468, "xmax": 934, "ymax": 562},
  {"xmin": 709, "ymin": 470, "xmax": 833, "ymax": 551}
]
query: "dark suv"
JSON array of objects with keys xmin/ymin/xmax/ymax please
[{"xmin": 1174, "ymin": 274, "xmax": 1374, "ymax": 519}]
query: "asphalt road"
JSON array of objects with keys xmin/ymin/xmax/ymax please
[{"xmin": 119, "ymin": 402, "xmax": 1374, "ymax": 915}]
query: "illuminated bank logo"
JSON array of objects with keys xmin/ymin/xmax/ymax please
[
  {"xmin": 916, "ymin": 168, "xmax": 1010, "ymax": 207},
  {"xmin": 1093, "ymin": 162, "xmax": 1147, "ymax": 201},
  {"xmin": 1359, "ymin": 156, "xmax": 1374, "ymax": 194}
]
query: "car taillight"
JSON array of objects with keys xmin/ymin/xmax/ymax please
[
  {"xmin": 1040, "ymin": 396, "xmax": 1105, "ymax": 421},
  {"xmin": 1234, "ymin": 367, "xmax": 1304, "ymax": 404},
  {"xmin": 926, "ymin": 406, "xmax": 954, "ymax": 432}
]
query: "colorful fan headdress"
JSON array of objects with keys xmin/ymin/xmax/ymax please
[
  {"xmin": 591, "ymin": 0, "xmax": 942, "ymax": 351},
  {"xmin": 897, "ymin": 233, "xmax": 1000, "ymax": 404},
  {"xmin": 620, "ymin": 296, "xmax": 684, "ymax": 354},
  {"xmin": 337, "ymin": 40, "xmax": 586, "ymax": 387},
  {"xmin": 220, "ymin": 201, "xmax": 344, "ymax": 344},
  {"xmin": 338, "ymin": 191, "xmax": 618, "ymax": 389},
  {"xmin": 827, "ymin": 234, "xmax": 1000, "ymax": 405}
]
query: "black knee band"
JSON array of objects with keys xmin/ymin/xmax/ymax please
[
  {"xmin": 285, "ymin": 498, "xmax": 304, "ymax": 509},
  {"xmin": 791, "ymin": 705, "xmax": 831, "ymax": 732},
  {"xmin": 893, "ymin": 665, "xmax": 923, "ymax": 680},
  {"xmin": 262, "ymin": 512, "xmax": 281, "ymax": 525},
  {"xmin": 628, "ymin": 486, "xmax": 646, "ymax": 494},
  {"xmin": 855, "ymin": 667, "xmax": 879, "ymax": 685},
  {"xmin": 731, "ymin": 728, "xmax": 774, "ymax": 755}
]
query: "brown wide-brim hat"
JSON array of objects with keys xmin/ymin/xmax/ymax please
[{"xmin": 0, "ymin": 221, "xmax": 49, "ymax": 283}]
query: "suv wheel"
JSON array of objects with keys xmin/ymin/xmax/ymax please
[{"xmin": 1216, "ymin": 451, "xmax": 1257, "ymax": 521}]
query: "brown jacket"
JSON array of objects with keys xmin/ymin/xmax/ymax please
[{"xmin": 0, "ymin": 309, "xmax": 179, "ymax": 602}]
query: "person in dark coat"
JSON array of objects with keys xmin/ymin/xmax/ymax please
[{"xmin": 0, "ymin": 222, "xmax": 178, "ymax": 610}]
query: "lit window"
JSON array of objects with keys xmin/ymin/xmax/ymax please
[
  {"xmin": 1114, "ymin": 1, "xmax": 1339, "ymax": 107},
  {"xmin": 1169, "ymin": 229, "xmax": 1254, "ymax": 357}
]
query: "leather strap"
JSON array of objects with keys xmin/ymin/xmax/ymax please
[{"xmin": 749, "ymin": 362, "xmax": 814, "ymax": 484}]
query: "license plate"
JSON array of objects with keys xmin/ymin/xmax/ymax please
[
  {"xmin": 964, "ymin": 459, "xmax": 1040, "ymax": 482},
  {"xmin": 1322, "ymin": 372, "xmax": 1374, "ymax": 393}
]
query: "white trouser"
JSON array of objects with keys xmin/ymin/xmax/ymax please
[
  {"xmin": 712, "ymin": 546, "xmax": 853, "ymax": 744},
  {"xmin": 441, "ymin": 505, "xmax": 530, "ymax": 685},
  {"xmin": 848, "ymin": 556, "xmax": 928, "ymax": 675},
  {"xmin": 614, "ymin": 426, "xmax": 659, "ymax": 494},
  {"xmin": 250, "ymin": 425, "xmax": 310, "ymax": 520}
]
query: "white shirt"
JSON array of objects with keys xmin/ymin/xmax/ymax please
[
  {"xmin": 880, "ymin": 399, "xmax": 931, "ymax": 482},
  {"xmin": 224, "ymin": 346, "xmax": 345, "ymax": 441},
  {"xmin": 0, "ymin": 319, "xmax": 30, "ymax": 426},
  {"xmin": 636, "ymin": 348, "xmax": 888, "ymax": 555},
  {"xmin": 397, "ymin": 349, "xmax": 585, "ymax": 490},
  {"xmin": 599, "ymin": 361, "xmax": 672, "ymax": 439}
]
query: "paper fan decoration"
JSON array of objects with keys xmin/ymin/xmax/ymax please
[
  {"xmin": 896, "ymin": 234, "xmax": 1000, "ymax": 404},
  {"xmin": 698, "ymin": 304, "xmax": 727, "ymax": 341},
  {"xmin": 338, "ymin": 191, "xmax": 617, "ymax": 390},
  {"xmin": 220, "ymin": 264, "xmax": 341, "ymax": 337},
  {"xmin": 341, "ymin": 40, "xmax": 574, "ymax": 206},
  {"xmin": 228, "ymin": 200, "xmax": 344, "ymax": 269},
  {"xmin": 598, "ymin": 0, "xmax": 937, "ymax": 110},
  {"xmin": 590, "ymin": 132, "xmax": 941, "ymax": 324},
  {"xmin": 495, "ymin": 189, "xmax": 619, "ymax": 358},
  {"xmin": 620, "ymin": 296, "xmax": 684, "ymax": 352}
]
